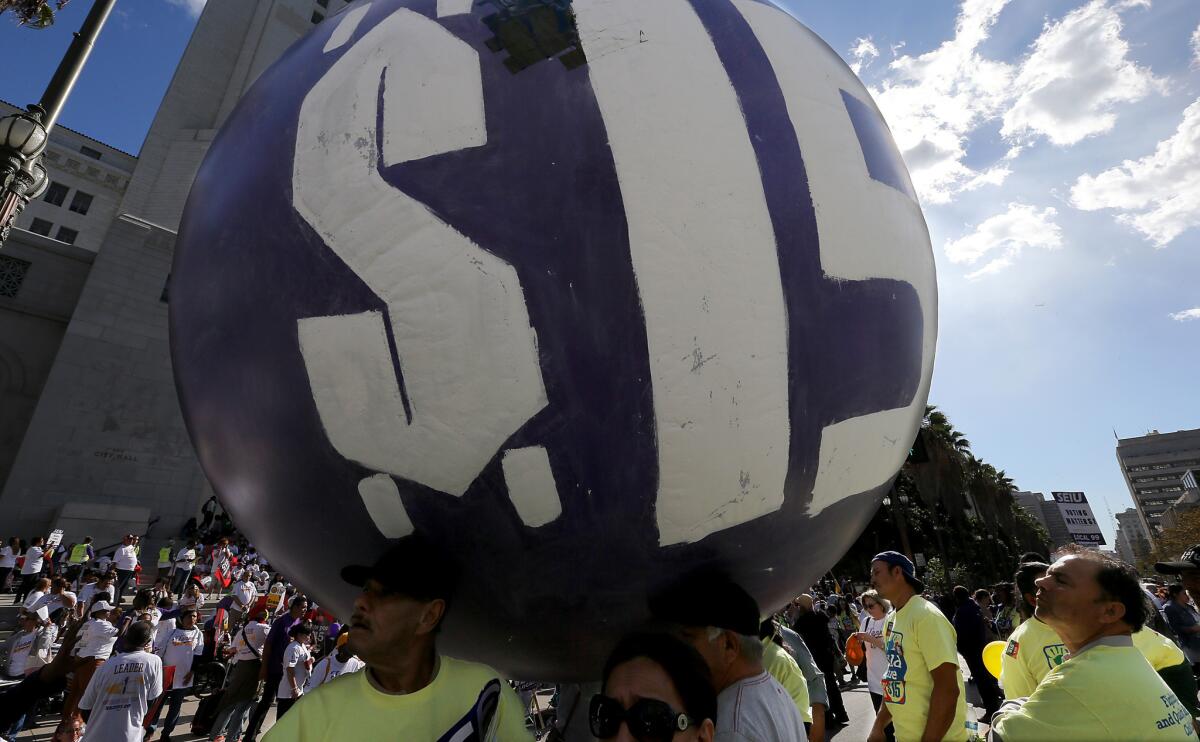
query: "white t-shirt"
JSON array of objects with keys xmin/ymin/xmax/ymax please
[
  {"xmin": 26, "ymin": 624, "xmax": 57, "ymax": 673},
  {"xmin": 6, "ymin": 630, "xmax": 37, "ymax": 676},
  {"xmin": 179, "ymin": 593, "xmax": 206, "ymax": 611},
  {"xmin": 154, "ymin": 615, "xmax": 176, "ymax": 650},
  {"xmin": 20, "ymin": 546, "xmax": 44, "ymax": 575},
  {"xmin": 0, "ymin": 545, "xmax": 15, "ymax": 569},
  {"xmin": 23, "ymin": 590, "xmax": 46, "ymax": 612},
  {"xmin": 31, "ymin": 590, "xmax": 73, "ymax": 620},
  {"xmin": 277, "ymin": 641, "xmax": 312, "ymax": 699},
  {"xmin": 304, "ymin": 653, "xmax": 365, "ymax": 693},
  {"xmin": 715, "ymin": 671, "xmax": 806, "ymax": 742},
  {"xmin": 232, "ymin": 580, "xmax": 258, "ymax": 609},
  {"xmin": 114, "ymin": 545, "xmax": 139, "ymax": 571},
  {"xmin": 861, "ymin": 613, "xmax": 889, "ymax": 695},
  {"xmin": 78, "ymin": 649, "xmax": 163, "ymax": 742},
  {"xmin": 174, "ymin": 547, "xmax": 196, "ymax": 569},
  {"xmin": 75, "ymin": 618, "xmax": 120, "ymax": 660},
  {"xmin": 82, "ymin": 583, "xmax": 115, "ymax": 609},
  {"xmin": 95, "ymin": 555, "xmax": 112, "ymax": 573},
  {"xmin": 157, "ymin": 625, "xmax": 205, "ymax": 689},
  {"xmin": 78, "ymin": 582, "xmax": 99, "ymax": 606},
  {"xmin": 233, "ymin": 621, "xmax": 270, "ymax": 662}
]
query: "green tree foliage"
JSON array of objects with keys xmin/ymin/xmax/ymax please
[
  {"xmin": 834, "ymin": 404, "xmax": 1052, "ymax": 586},
  {"xmin": 1144, "ymin": 509, "xmax": 1200, "ymax": 573},
  {"xmin": 0, "ymin": 0, "xmax": 69, "ymax": 28}
]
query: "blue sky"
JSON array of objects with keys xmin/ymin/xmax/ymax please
[{"xmin": 3, "ymin": 0, "xmax": 1199, "ymax": 545}]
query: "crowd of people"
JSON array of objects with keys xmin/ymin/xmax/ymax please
[
  {"xmin": 0, "ymin": 527, "xmax": 360, "ymax": 742},
  {"xmin": 7, "ymin": 527, "xmax": 1200, "ymax": 741}
]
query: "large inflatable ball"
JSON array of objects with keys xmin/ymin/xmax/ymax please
[{"xmin": 171, "ymin": 0, "xmax": 936, "ymax": 678}]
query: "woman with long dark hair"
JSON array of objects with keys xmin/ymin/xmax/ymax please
[{"xmin": 591, "ymin": 633, "xmax": 717, "ymax": 741}]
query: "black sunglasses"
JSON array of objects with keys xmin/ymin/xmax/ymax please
[{"xmin": 590, "ymin": 694, "xmax": 696, "ymax": 741}]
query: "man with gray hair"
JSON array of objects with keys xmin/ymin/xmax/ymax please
[{"xmin": 653, "ymin": 573, "xmax": 807, "ymax": 741}]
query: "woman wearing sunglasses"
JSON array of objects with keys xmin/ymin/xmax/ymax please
[
  {"xmin": 854, "ymin": 589, "xmax": 894, "ymax": 742},
  {"xmin": 591, "ymin": 633, "xmax": 717, "ymax": 742}
]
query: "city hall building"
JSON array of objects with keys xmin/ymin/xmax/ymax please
[{"xmin": 0, "ymin": 0, "xmax": 351, "ymax": 548}]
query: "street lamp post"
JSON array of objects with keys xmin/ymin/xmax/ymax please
[{"xmin": 0, "ymin": 0, "xmax": 117, "ymax": 247}]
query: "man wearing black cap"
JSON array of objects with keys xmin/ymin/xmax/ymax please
[
  {"xmin": 1156, "ymin": 544, "xmax": 1200, "ymax": 599},
  {"xmin": 263, "ymin": 534, "xmax": 531, "ymax": 741},
  {"xmin": 653, "ymin": 574, "xmax": 806, "ymax": 741},
  {"xmin": 868, "ymin": 551, "xmax": 969, "ymax": 742},
  {"xmin": 1156, "ymin": 545, "xmax": 1200, "ymax": 667}
]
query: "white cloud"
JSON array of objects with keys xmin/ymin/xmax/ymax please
[
  {"xmin": 1070, "ymin": 98, "xmax": 1200, "ymax": 246},
  {"xmin": 1001, "ymin": 0, "xmax": 1164, "ymax": 146},
  {"xmin": 166, "ymin": 0, "xmax": 206, "ymax": 17},
  {"xmin": 870, "ymin": 0, "xmax": 1015, "ymax": 204},
  {"xmin": 944, "ymin": 203, "xmax": 1063, "ymax": 279},
  {"xmin": 849, "ymin": 37, "xmax": 880, "ymax": 75},
  {"xmin": 1192, "ymin": 24, "xmax": 1200, "ymax": 68},
  {"xmin": 867, "ymin": 0, "xmax": 1160, "ymax": 205},
  {"xmin": 1170, "ymin": 308, "xmax": 1200, "ymax": 321}
]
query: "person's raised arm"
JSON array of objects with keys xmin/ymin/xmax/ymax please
[{"xmin": 922, "ymin": 662, "xmax": 960, "ymax": 742}]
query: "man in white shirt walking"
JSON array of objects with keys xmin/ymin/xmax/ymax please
[
  {"xmin": 113, "ymin": 535, "xmax": 141, "ymax": 606},
  {"xmin": 149, "ymin": 606, "xmax": 205, "ymax": 741},
  {"xmin": 171, "ymin": 540, "xmax": 198, "ymax": 597},
  {"xmin": 229, "ymin": 572, "xmax": 259, "ymax": 628},
  {"xmin": 63, "ymin": 600, "xmax": 120, "ymax": 724},
  {"xmin": 14, "ymin": 536, "xmax": 47, "ymax": 604},
  {"xmin": 78, "ymin": 620, "xmax": 163, "ymax": 742},
  {"xmin": 654, "ymin": 574, "xmax": 808, "ymax": 742}
]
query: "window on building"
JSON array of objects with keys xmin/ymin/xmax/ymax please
[
  {"xmin": 0, "ymin": 255, "xmax": 32, "ymax": 298},
  {"xmin": 80, "ymin": 145, "xmax": 103, "ymax": 160},
  {"xmin": 56, "ymin": 226, "xmax": 79, "ymax": 245},
  {"xmin": 28, "ymin": 218, "xmax": 53, "ymax": 236},
  {"xmin": 312, "ymin": 10, "xmax": 324, "ymax": 23},
  {"xmin": 68, "ymin": 190, "xmax": 94, "ymax": 215},
  {"xmin": 43, "ymin": 182, "xmax": 69, "ymax": 206}
]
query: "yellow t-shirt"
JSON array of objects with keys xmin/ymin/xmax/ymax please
[
  {"xmin": 763, "ymin": 639, "xmax": 812, "ymax": 722},
  {"xmin": 1134, "ymin": 627, "xmax": 1187, "ymax": 671},
  {"xmin": 263, "ymin": 655, "xmax": 533, "ymax": 741},
  {"xmin": 882, "ymin": 595, "xmax": 970, "ymax": 742},
  {"xmin": 999, "ymin": 618, "xmax": 1067, "ymax": 699},
  {"xmin": 1002, "ymin": 620, "xmax": 1184, "ymax": 699},
  {"xmin": 990, "ymin": 636, "xmax": 1194, "ymax": 741}
]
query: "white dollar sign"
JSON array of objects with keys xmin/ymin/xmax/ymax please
[{"xmin": 292, "ymin": 8, "xmax": 550, "ymax": 530}]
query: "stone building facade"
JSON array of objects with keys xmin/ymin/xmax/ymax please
[{"xmin": 0, "ymin": 0, "xmax": 348, "ymax": 550}]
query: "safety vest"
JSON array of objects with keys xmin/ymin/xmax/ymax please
[
  {"xmin": 68, "ymin": 544, "xmax": 89, "ymax": 564},
  {"xmin": 158, "ymin": 547, "xmax": 172, "ymax": 564}
]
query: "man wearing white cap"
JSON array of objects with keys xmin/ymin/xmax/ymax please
[{"xmin": 61, "ymin": 600, "xmax": 119, "ymax": 723}]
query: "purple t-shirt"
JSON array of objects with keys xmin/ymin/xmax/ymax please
[{"xmin": 266, "ymin": 613, "xmax": 300, "ymax": 674}]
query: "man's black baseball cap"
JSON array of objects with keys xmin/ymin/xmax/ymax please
[
  {"xmin": 1156, "ymin": 545, "xmax": 1200, "ymax": 575},
  {"xmin": 340, "ymin": 534, "xmax": 459, "ymax": 602}
]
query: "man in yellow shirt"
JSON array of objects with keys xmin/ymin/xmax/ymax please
[
  {"xmin": 868, "ymin": 551, "xmax": 969, "ymax": 742},
  {"xmin": 264, "ymin": 535, "xmax": 531, "ymax": 741},
  {"xmin": 759, "ymin": 619, "xmax": 812, "ymax": 727},
  {"xmin": 990, "ymin": 546, "xmax": 1194, "ymax": 741},
  {"xmin": 1001, "ymin": 559, "xmax": 1199, "ymax": 717}
]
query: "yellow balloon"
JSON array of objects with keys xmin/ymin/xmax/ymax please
[{"xmin": 982, "ymin": 640, "xmax": 1006, "ymax": 679}]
